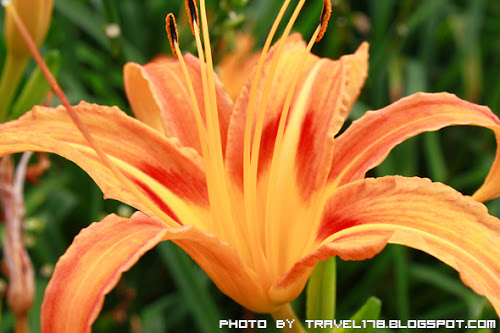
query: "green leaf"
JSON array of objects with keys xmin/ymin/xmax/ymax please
[
  {"xmin": 307, "ymin": 257, "xmax": 337, "ymax": 333},
  {"xmin": 10, "ymin": 51, "xmax": 60, "ymax": 120},
  {"xmin": 334, "ymin": 297, "xmax": 382, "ymax": 333},
  {"xmin": 53, "ymin": 0, "xmax": 109, "ymax": 50},
  {"xmin": 140, "ymin": 294, "xmax": 188, "ymax": 333},
  {"xmin": 392, "ymin": 246, "xmax": 409, "ymax": 324},
  {"xmin": 156, "ymin": 242, "xmax": 226, "ymax": 333}
]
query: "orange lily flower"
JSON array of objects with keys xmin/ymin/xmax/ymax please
[{"xmin": 2, "ymin": 0, "xmax": 500, "ymax": 331}]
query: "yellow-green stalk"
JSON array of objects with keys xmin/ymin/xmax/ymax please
[{"xmin": 0, "ymin": 0, "xmax": 53, "ymax": 120}]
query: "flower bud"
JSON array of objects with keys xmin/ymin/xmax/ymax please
[{"xmin": 4, "ymin": 0, "xmax": 54, "ymax": 58}]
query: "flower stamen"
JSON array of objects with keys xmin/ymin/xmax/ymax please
[
  {"xmin": 245, "ymin": 0, "xmax": 313, "ymax": 267},
  {"xmin": 261, "ymin": 0, "xmax": 333, "ymax": 276},
  {"xmin": 180, "ymin": 1, "xmax": 256, "ymax": 262},
  {"xmin": 189, "ymin": 1, "xmax": 232, "ymax": 241},
  {"xmin": 185, "ymin": 0, "xmax": 199, "ymax": 35},
  {"xmin": 166, "ymin": 13, "xmax": 234, "ymax": 236},
  {"xmin": 317, "ymin": 0, "xmax": 332, "ymax": 42},
  {"xmin": 165, "ymin": 13, "xmax": 179, "ymax": 58}
]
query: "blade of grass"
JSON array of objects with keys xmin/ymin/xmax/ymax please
[
  {"xmin": 409, "ymin": 263, "xmax": 485, "ymax": 317},
  {"xmin": 423, "ymin": 132, "xmax": 447, "ymax": 182},
  {"xmin": 157, "ymin": 241, "xmax": 226, "ymax": 333},
  {"xmin": 334, "ymin": 297, "xmax": 381, "ymax": 333},
  {"xmin": 340, "ymin": 250, "xmax": 392, "ymax": 313},
  {"xmin": 54, "ymin": 0, "xmax": 109, "ymax": 50},
  {"xmin": 141, "ymin": 294, "xmax": 188, "ymax": 333},
  {"xmin": 10, "ymin": 50, "xmax": 60, "ymax": 120},
  {"xmin": 26, "ymin": 277, "xmax": 49, "ymax": 333},
  {"xmin": 392, "ymin": 246, "xmax": 409, "ymax": 326}
]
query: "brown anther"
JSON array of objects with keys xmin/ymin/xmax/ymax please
[
  {"xmin": 185, "ymin": 0, "xmax": 200, "ymax": 35},
  {"xmin": 165, "ymin": 13, "xmax": 179, "ymax": 57},
  {"xmin": 317, "ymin": 0, "xmax": 332, "ymax": 42}
]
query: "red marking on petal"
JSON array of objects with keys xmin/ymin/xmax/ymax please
[
  {"xmin": 316, "ymin": 214, "xmax": 359, "ymax": 242},
  {"xmin": 295, "ymin": 111, "xmax": 316, "ymax": 197},
  {"xmin": 257, "ymin": 111, "xmax": 282, "ymax": 177},
  {"xmin": 132, "ymin": 178, "xmax": 182, "ymax": 224},
  {"xmin": 137, "ymin": 161, "xmax": 209, "ymax": 206}
]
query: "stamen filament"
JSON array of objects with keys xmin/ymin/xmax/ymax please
[
  {"xmin": 167, "ymin": 14, "xmax": 247, "ymax": 252},
  {"xmin": 173, "ymin": 46, "xmax": 229, "ymax": 234},
  {"xmin": 3, "ymin": 2, "xmax": 178, "ymax": 227},
  {"xmin": 193, "ymin": 0, "xmax": 272, "ymax": 275},
  {"xmin": 263, "ymin": 1, "xmax": 332, "ymax": 275},
  {"xmin": 241, "ymin": 0, "xmax": 293, "ymax": 274},
  {"xmin": 166, "ymin": 14, "xmax": 209, "ymax": 161},
  {"xmin": 191, "ymin": 23, "xmax": 229, "ymax": 238},
  {"xmin": 246, "ymin": 0, "xmax": 307, "ymax": 271},
  {"xmin": 198, "ymin": 0, "xmax": 225, "ymax": 178},
  {"xmin": 183, "ymin": 1, "xmax": 252, "ymax": 258},
  {"xmin": 266, "ymin": 26, "xmax": 321, "ymax": 275}
]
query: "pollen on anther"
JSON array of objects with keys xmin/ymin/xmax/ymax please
[
  {"xmin": 185, "ymin": 0, "xmax": 200, "ymax": 35},
  {"xmin": 317, "ymin": 0, "xmax": 332, "ymax": 42},
  {"xmin": 165, "ymin": 13, "xmax": 179, "ymax": 57}
]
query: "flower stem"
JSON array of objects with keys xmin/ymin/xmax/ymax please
[
  {"xmin": 306, "ymin": 257, "xmax": 336, "ymax": 324},
  {"xmin": 0, "ymin": 154, "xmax": 34, "ymax": 333},
  {"xmin": 271, "ymin": 303, "xmax": 307, "ymax": 333},
  {"xmin": 0, "ymin": 53, "xmax": 28, "ymax": 121},
  {"xmin": 14, "ymin": 314, "xmax": 29, "ymax": 333}
]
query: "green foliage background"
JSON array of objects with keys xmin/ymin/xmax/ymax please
[{"xmin": 0, "ymin": 0, "xmax": 499, "ymax": 332}]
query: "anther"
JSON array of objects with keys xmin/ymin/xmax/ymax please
[
  {"xmin": 185, "ymin": 0, "xmax": 200, "ymax": 35},
  {"xmin": 165, "ymin": 13, "xmax": 179, "ymax": 57},
  {"xmin": 317, "ymin": 0, "xmax": 332, "ymax": 42}
]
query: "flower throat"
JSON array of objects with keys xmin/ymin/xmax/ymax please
[{"xmin": 165, "ymin": 0, "xmax": 332, "ymax": 275}]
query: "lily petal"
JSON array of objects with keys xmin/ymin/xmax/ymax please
[
  {"xmin": 0, "ymin": 102, "xmax": 209, "ymax": 224},
  {"xmin": 124, "ymin": 54, "xmax": 233, "ymax": 154},
  {"xmin": 282, "ymin": 44, "xmax": 368, "ymax": 198},
  {"xmin": 42, "ymin": 212, "xmax": 281, "ymax": 333},
  {"xmin": 309, "ymin": 176, "xmax": 500, "ymax": 314},
  {"xmin": 41, "ymin": 213, "xmax": 169, "ymax": 333},
  {"xmin": 328, "ymin": 92, "xmax": 500, "ymax": 201},
  {"xmin": 226, "ymin": 35, "xmax": 369, "ymax": 193},
  {"xmin": 171, "ymin": 224, "xmax": 276, "ymax": 313},
  {"xmin": 217, "ymin": 34, "xmax": 260, "ymax": 101}
]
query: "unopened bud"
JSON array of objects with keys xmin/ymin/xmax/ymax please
[{"xmin": 5, "ymin": 0, "xmax": 54, "ymax": 58}]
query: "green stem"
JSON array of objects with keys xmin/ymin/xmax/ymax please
[
  {"xmin": 306, "ymin": 257, "xmax": 336, "ymax": 324},
  {"xmin": 0, "ymin": 53, "xmax": 29, "ymax": 121},
  {"xmin": 393, "ymin": 246, "xmax": 409, "ymax": 327},
  {"xmin": 271, "ymin": 303, "xmax": 307, "ymax": 333}
]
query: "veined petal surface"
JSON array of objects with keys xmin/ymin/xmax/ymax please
[
  {"xmin": 226, "ymin": 35, "xmax": 369, "ymax": 195},
  {"xmin": 311, "ymin": 176, "xmax": 500, "ymax": 314},
  {"xmin": 0, "ymin": 102, "xmax": 209, "ymax": 225},
  {"xmin": 41, "ymin": 211, "xmax": 282, "ymax": 333},
  {"xmin": 328, "ymin": 92, "xmax": 500, "ymax": 201},
  {"xmin": 41, "ymin": 213, "xmax": 169, "ymax": 333},
  {"xmin": 124, "ymin": 54, "xmax": 233, "ymax": 154}
]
